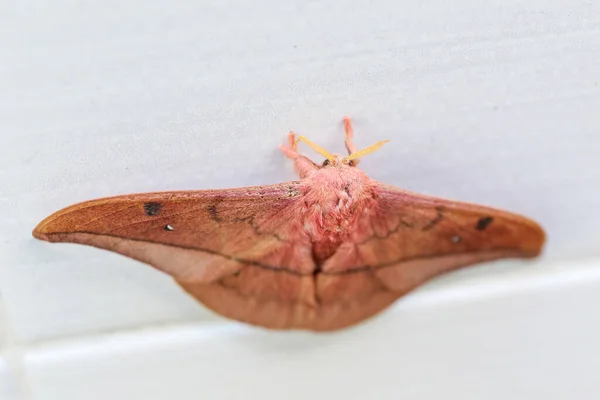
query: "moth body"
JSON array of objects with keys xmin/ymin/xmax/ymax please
[{"xmin": 298, "ymin": 162, "xmax": 377, "ymax": 243}]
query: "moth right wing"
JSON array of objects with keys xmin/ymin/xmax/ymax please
[{"xmin": 311, "ymin": 183, "xmax": 546, "ymax": 330}]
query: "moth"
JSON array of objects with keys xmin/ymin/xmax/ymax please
[{"xmin": 33, "ymin": 117, "xmax": 545, "ymax": 331}]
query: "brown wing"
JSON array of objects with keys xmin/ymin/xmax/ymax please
[
  {"xmin": 33, "ymin": 182, "xmax": 332, "ymax": 329},
  {"xmin": 33, "ymin": 182, "xmax": 545, "ymax": 332},
  {"xmin": 33, "ymin": 182, "xmax": 314, "ymax": 277},
  {"xmin": 312, "ymin": 183, "xmax": 546, "ymax": 329}
]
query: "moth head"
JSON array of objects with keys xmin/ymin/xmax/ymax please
[
  {"xmin": 294, "ymin": 135, "xmax": 390, "ymax": 168},
  {"xmin": 322, "ymin": 155, "xmax": 358, "ymax": 167}
]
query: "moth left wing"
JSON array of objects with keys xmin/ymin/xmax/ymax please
[
  {"xmin": 34, "ymin": 183, "xmax": 317, "ymax": 280},
  {"xmin": 33, "ymin": 183, "xmax": 336, "ymax": 329}
]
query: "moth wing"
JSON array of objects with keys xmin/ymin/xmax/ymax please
[
  {"xmin": 314, "ymin": 183, "xmax": 546, "ymax": 329},
  {"xmin": 34, "ymin": 182, "xmax": 324, "ymax": 329},
  {"xmin": 34, "ymin": 181, "xmax": 546, "ymax": 332}
]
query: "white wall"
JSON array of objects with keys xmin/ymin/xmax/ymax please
[{"xmin": 1, "ymin": 1, "xmax": 599, "ymax": 399}]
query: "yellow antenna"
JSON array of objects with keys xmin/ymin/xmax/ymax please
[
  {"xmin": 294, "ymin": 135, "xmax": 335, "ymax": 161},
  {"xmin": 343, "ymin": 140, "xmax": 390, "ymax": 161}
]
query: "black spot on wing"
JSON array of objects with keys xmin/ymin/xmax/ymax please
[
  {"xmin": 143, "ymin": 202, "xmax": 162, "ymax": 216},
  {"xmin": 476, "ymin": 216, "xmax": 494, "ymax": 231}
]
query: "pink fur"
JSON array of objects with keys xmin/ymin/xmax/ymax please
[{"xmin": 280, "ymin": 140, "xmax": 379, "ymax": 244}]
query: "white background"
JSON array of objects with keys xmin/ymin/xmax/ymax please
[{"xmin": 1, "ymin": 1, "xmax": 600, "ymax": 399}]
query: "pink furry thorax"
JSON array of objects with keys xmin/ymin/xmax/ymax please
[{"xmin": 298, "ymin": 163, "xmax": 379, "ymax": 243}]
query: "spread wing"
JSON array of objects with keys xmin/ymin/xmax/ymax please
[
  {"xmin": 33, "ymin": 182, "xmax": 314, "ymax": 279},
  {"xmin": 33, "ymin": 182, "xmax": 331, "ymax": 330},
  {"xmin": 34, "ymin": 182, "xmax": 545, "ymax": 332},
  {"xmin": 314, "ymin": 183, "xmax": 546, "ymax": 329}
]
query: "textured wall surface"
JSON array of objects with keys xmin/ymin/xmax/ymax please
[{"xmin": 1, "ymin": 1, "xmax": 599, "ymax": 399}]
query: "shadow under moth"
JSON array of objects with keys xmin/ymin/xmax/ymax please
[{"xmin": 33, "ymin": 116, "xmax": 545, "ymax": 331}]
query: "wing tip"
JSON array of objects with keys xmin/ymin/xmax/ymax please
[
  {"xmin": 32, "ymin": 209, "xmax": 71, "ymax": 243},
  {"xmin": 32, "ymin": 219, "xmax": 57, "ymax": 242},
  {"xmin": 524, "ymin": 219, "xmax": 546, "ymax": 258},
  {"xmin": 32, "ymin": 198, "xmax": 103, "ymax": 242},
  {"xmin": 32, "ymin": 226, "xmax": 47, "ymax": 241}
]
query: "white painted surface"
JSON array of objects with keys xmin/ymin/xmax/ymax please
[
  {"xmin": 0, "ymin": 358, "xmax": 21, "ymax": 400},
  {"xmin": 0, "ymin": 299, "xmax": 22, "ymax": 400},
  {"xmin": 1, "ymin": 0, "xmax": 599, "ymax": 398},
  {"xmin": 23, "ymin": 259, "xmax": 600, "ymax": 400}
]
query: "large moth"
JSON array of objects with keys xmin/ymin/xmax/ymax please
[{"xmin": 33, "ymin": 117, "xmax": 545, "ymax": 331}]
